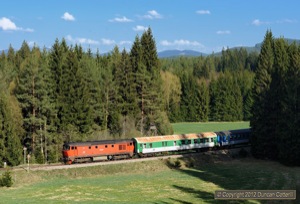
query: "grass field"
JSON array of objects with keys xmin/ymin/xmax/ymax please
[
  {"xmin": 1, "ymin": 122, "xmax": 298, "ymax": 203},
  {"xmin": 172, "ymin": 121, "xmax": 250, "ymax": 134},
  {"xmin": 1, "ymin": 152, "xmax": 299, "ymax": 204}
]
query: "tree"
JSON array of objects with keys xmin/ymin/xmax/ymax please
[
  {"xmin": 160, "ymin": 71, "xmax": 181, "ymax": 122},
  {"xmin": 251, "ymin": 30, "xmax": 275, "ymax": 159},
  {"xmin": 277, "ymin": 42, "xmax": 300, "ymax": 165},
  {"xmin": 195, "ymin": 79, "xmax": 209, "ymax": 122},
  {"xmin": 0, "ymin": 92, "xmax": 23, "ymax": 166}
]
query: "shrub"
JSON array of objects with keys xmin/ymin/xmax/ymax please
[
  {"xmin": 239, "ymin": 148, "xmax": 248, "ymax": 158},
  {"xmin": 0, "ymin": 171, "xmax": 13, "ymax": 187},
  {"xmin": 174, "ymin": 160, "xmax": 182, "ymax": 168}
]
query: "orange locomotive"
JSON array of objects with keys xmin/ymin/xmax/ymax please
[{"xmin": 62, "ymin": 139, "xmax": 134, "ymax": 164}]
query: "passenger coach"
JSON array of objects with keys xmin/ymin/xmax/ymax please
[{"xmin": 133, "ymin": 132, "xmax": 217, "ymax": 156}]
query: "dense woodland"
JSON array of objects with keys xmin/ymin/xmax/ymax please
[{"xmin": 0, "ymin": 29, "xmax": 299, "ymax": 166}]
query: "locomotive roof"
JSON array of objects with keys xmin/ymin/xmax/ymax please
[
  {"xmin": 64, "ymin": 139, "xmax": 133, "ymax": 146},
  {"xmin": 133, "ymin": 132, "xmax": 216, "ymax": 143}
]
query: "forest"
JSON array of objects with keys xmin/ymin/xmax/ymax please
[{"xmin": 0, "ymin": 29, "xmax": 299, "ymax": 166}]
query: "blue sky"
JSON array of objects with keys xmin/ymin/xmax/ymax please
[{"xmin": 0, "ymin": 0, "xmax": 299, "ymax": 54}]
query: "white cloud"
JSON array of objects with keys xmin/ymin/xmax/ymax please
[
  {"xmin": 133, "ymin": 25, "xmax": 147, "ymax": 31},
  {"xmin": 0, "ymin": 17, "xmax": 34, "ymax": 32},
  {"xmin": 109, "ymin": 16, "xmax": 133, "ymax": 23},
  {"xmin": 119, "ymin": 41, "xmax": 132, "ymax": 45},
  {"xmin": 66, "ymin": 35, "xmax": 99, "ymax": 45},
  {"xmin": 161, "ymin": 39, "xmax": 203, "ymax": 47},
  {"xmin": 251, "ymin": 19, "xmax": 270, "ymax": 26},
  {"xmin": 216, "ymin": 30, "xmax": 231, "ymax": 35},
  {"xmin": 101, "ymin": 38, "xmax": 116, "ymax": 45},
  {"xmin": 276, "ymin": 19, "xmax": 297, "ymax": 24},
  {"xmin": 62, "ymin": 12, "xmax": 75, "ymax": 21},
  {"xmin": 196, "ymin": 10, "xmax": 211, "ymax": 15},
  {"xmin": 142, "ymin": 10, "xmax": 163, "ymax": 19},
  {"xmin": 252, "ymin": 18, "xmax": 297, "ymax": 26}
]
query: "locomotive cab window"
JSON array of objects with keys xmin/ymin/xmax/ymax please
[{"xmin": 63, "ymin": 145, "xmax": 70, "ymax": 150}]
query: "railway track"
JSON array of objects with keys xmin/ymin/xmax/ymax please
[{"xmin": 0, "ymin": 145, "xmax": 250, "ymax": 171}]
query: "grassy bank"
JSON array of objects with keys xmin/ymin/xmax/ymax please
[
  {"xmin": 172, "ymin": 121, "xmax": 250, "ymax": 134},
  {"xmin": 1, "ymin": 151, "xmax": 298, "ymax": 203}
]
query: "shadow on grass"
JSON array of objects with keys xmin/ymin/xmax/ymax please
[{"xmin": 164, "ymin": 154, "xmax": 299, "ymax": 204}]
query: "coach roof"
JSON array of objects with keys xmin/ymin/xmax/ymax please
[{"xmin": 133, "ymin": 132, "xmax": 216, "ymax": 143}]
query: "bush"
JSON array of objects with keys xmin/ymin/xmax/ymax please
[
  {"xmin": 174, "ymin": 160, "xmax": 182, "ymax": 168},
  {"xmin": 239, "ymin": 148, "xmax": 248, "ymax": 158},
  {"xmin": 0, "ymin": 171, "xmax": 13, "ymax": 187}
]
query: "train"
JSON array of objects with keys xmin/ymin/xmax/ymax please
[{"xmin": 62, "ymin": 128, "xmax": 251, "ymax": 164}]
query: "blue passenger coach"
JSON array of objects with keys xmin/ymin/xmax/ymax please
[{"xmin": 215, "ymin": 128, "xmax": 251, "ymax": 147}]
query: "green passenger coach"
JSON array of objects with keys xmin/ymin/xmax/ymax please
[{"xmin": 133, "ymin": 132, "xmax": 217, "ymax": 155}]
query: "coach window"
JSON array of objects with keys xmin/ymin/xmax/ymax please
[
  {"xmin": 95, "ymin": 146, "xmax": 98, "ymax": 149},
  {"xmin": 112, "ymin": 145, "xmax": 114, "ymax": 147},
  {"xmin": 181, "ymin": 140, "xmax": 185, "ymax": 145},
  {"xmin": 143, "ymin": 143, "xmax": 146, "ymax": 148},
  {"xmin": 211, "ymin": 138, "xmax": 213, "ymax": 142},
  {"xmin": 174, "ymin": 141, "xmax": 177, "ymax": 146},
  {"xmin": 71, "ymin": 146, "xmax": 74, "ymax": 150},
  {"xmin": 162, "ymin": 142, "xmax": 165, "ymax": 147},
  {"xmin": 75, "ymin": 147, "xmax": 77, "ymax": 150},
  {"xmin": 194, "ymin": 139, "xmax": 198, "ymax": 144},
  {"xmin": 188, "ymin": 140, "xmax": 191, "ymax": 144},
  {"xmin": 89, "ymin": 146, "xmax": 91, "ymax": 149},
  {"xmin": 130, "ymin": 143, "xmax": 133, "ymax": 146},
  {"xmin": 105, "ymin": 145, "xmax": 108, "ymax": 148},
  {"xmin": 150, "ymin": 143, "xmax": 152, "ymax": 148}
]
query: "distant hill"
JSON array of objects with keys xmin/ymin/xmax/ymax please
[
  {"xmin": 158, "ymin": 38, "xmax": 300, "ymax": 58},
  {"xmin": 158, "ymin": 50, "xmax": 207, "ymax": 58},
  {"xmin": 1, "ymin": 38, "xmax": 300, "ymax": 58}
]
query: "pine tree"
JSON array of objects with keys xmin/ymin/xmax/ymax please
[
  {"xmin": 196, "ymin": 80, "xmax": 209, "ymax": 122},
  {"xmin": 251, "ymin": 30, "xmax": 275, "ymax": 159},
  {"xmin": 49, "ymin": 38, "xmax": 69, "ymax": 132},
  {"xmin": 278, "ymin": 42, "xmax": 300, "ymax": 165},
  {"xmin": 0, "ymin": 91, "xmax": 23, "ymax": 166}
]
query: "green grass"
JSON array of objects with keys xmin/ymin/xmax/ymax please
[
  {"xmin": 172, "ymin": 121, "xmax": 250, "ymax": 134},
  {"xmin": 1, "ymin": 153, "xmax": 299, "ymax": 204}
]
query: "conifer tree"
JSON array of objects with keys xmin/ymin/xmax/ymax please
[
  {"xmin": 277, "ymin": 42, "xmax": 300, "ymax": 165},
  {"xmin": 196, "ymin": 80, "xmax": 209, "ymax": 122},
  {"xmin": 251, "ymin": 30, "xmax": 275, "ymax": 159}
]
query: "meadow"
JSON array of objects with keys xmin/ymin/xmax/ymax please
[
  {"xmin": 1, "ymin": 121, "xmax": 299, "ymax": 204},
  {"xmin": 0, "ymin": 154, "xmax": 299, "ymax": 204}
]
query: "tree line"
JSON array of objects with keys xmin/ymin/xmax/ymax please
[
  {"xmin": 251, "ymin": 31, "xmax": 300, "ymax": 166},
  {"xmin": 0, "ymin": 29, "xmax": 299, "ymax": 166}
]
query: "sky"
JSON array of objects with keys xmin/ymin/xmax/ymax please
[{"xmin": 0, "ymin": 0, "xmax": 299, "ymax": 54}]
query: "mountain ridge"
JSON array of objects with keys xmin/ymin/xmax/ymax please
[{"xmin": 1, "ymin": 38, "xmax": 300, "ymax": 58}]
